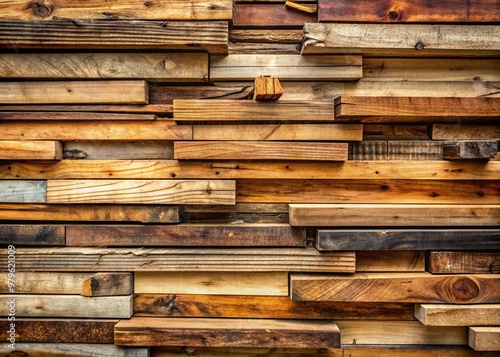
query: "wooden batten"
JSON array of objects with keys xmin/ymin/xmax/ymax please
[
  {"xmin": 81, "ymin": 273, "xmax": 133, "ymax": 297},
  {"xmin": 426, "ymin": 251, "xmax": 500, "ymax": 274},
  {"xmin": 443, "ymin": 140, "xmax": 498, "ymax": 160},
  {"xmin": 0, "ymin": 344, "xmax": 149, "ymax": 356},
  {"xmin": 63, "ymin": 141, "xmax": 174, "ymax": 160},
  {"xmin": 0, "ymin": 141, "xmax": 62, "ymax": 160},
  {"xmin": 469, "ymin": 327, "xmax": 500, "ymax": 351},
  {"xmin": 0, "ymin": 112, "xmax": 157, "ymax": 121},
  {"xmin": 415, "ymin": 304, "xmax": 500, "ymax": 326},
  {"xmin": 150, "ymin": 85, "xmax": 253, "ymax": 104},
  {"xmin": 234, "ymin": 3, "xmax": 317, "ymax": 27},
  {"xmin": 0, "ymin": 181, "xmax": 46, "ymax": 203},
  {"xmin": 0, "ymin": 225, "xmax": 65, "ymax": 246},
  {"xmin": 432, "ymin": 124, "xmax": 500, "ymax": 140}
]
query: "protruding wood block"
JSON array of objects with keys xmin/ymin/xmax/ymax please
[
  {"xmin": 0, "ymin": 141, "xmax": 62, "ymax": 160},
  {"xmin": 433, "ymin": 124, "xmax": 500, "ymax": 140},
  {"xmin": 469, "ymin": 327, "xmax": 500, "ymax": 351},
  {"xmin": 0, "ymin": 225, "xmax": 65, "ymax": 246},
  {"xmin": 234, "ymin": 3, "xmax": 317, "ymax": 27},
  {"xmin": 114, "ymin": 317, "xmax": 340, "ymax": 348},
  {"xmin": 253, "ymin": 76, "xmax": 284, "ymax": 100},
  {"xmin": 0, "ymin": 181, "xmax": 46, "ymax": 203},
  {"xmin": 427, "ymin": 251, "xmax": 500, "ymax": 274},
  {"xmin": 415, "ymin": 304, "xmax": 500, "ymax": 326},
  {"xmin": 443, "ymin": 140, "xmax": 498, "ymax": 160},
  {"xmin": 0, "ymin": 343, "xmax": 148, "ymax": 356},
  {"xmin": 387, "ymin": 141, "xmax": 443, "ymax": 160},
  {"xmin": 81, "ymin": 273, "xmax": 133, "ymax": 297}
]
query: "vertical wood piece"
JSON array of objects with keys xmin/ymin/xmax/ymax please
[
  {"xmin": 433, "ymin": 125, "xmax": 500, "ymax": 140},
  {"xmin": 426, "ymin": 251, "xmax": 500, "ymax": 274},
  {"xmin": 234, "ymin": 3, "xmax": 317, "ymax": 27},
  {"xmin": 0, "ymin": 181, "xmax": 46, "ymax": 203},
  {"xmin": 114, "ymin": 317, "xmax": 340, "ymax": 348},
  {"xmin": 415, "ymin": 304, "xmax": 500, "ymax": 326},
  {"xmin": 0, "ymin": 141, "xmax": 62, "ymax": 160},
  {"xmin": 443, "ymin": 140, "xmax": 498, "ymax": 160},
  {"xmin": 0, "ymin": 343, "xmax": 149, "ymax": 356},
  {"xmin": 0, "ymin": 225, "xmax": 65, "ymax": 246},
  {"xmin": 469, "ymin": 327, "xmax": 500, "ymax": 351},
  {"xmin": 81, "ymin": 273, "xmax": 133, "ymax": 297},
  {"xmin": 387, "ymin": 141, "xmax": 443, "ymax": 160},
  {"xmin": 254, "ymin": 77, "xmax": 284, "ymax": 100},
  {"xmin": 348, "ymin": 141, "xmax": 387, "ymax": 160}
]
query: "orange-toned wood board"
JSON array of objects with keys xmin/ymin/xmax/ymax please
[
  {"xmin": 0, "ymin": 111, "xmax": 157, "ymax": 120},
  {"xmin": 0, "ymin": 141, "xmax": 62, "ymax": 160},
  {"xmin": 234, "ymin": 3, "xmax": 317, "ymax": 27}
]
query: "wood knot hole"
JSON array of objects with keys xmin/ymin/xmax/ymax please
[
  {"xmin": 388, "ymin": 11, "xmax": 399, "ymax": 20},
  {"xmin": 144, "ymin": 1, "xmax": 152, "ymax": 7},
  {"xmin": 32, "ymin": 2, "xmax": 51, "ymax": 18},
  {"xmin": 415, "ymin": 41, "xmax": 424, "ymax": 51},
  {"xmin": 450, "ymin": 277, "xmax": 480, "ymax": 302}
]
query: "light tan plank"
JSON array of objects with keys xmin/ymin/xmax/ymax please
[
  {"xmin": 356, "ymin": 251, "xmax": 425, "ymax": 272},
  {"xmin": 0, "ymin": 181, "xmax": 46, "ymax": 203},
  {"xmin": 415, "ymin": 304, "xmax": 500, "ymax": 326},
  {"xmin": 433, "ymin": 124, "xmax": 500, "ymax": 140},
  {"xmin": 0, "ymin": 112, "xmax": 156, "ymax": 120},
  {"xmin": 469, "ymin": 327, "xmax": 500, "ymax": 351},
  {"xmin": 0, "ymin": 141, "xmax": 62, "ymax": 160}
]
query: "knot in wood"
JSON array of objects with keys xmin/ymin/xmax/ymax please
[
  {"xmin": 388, "ymin": 11, "xmax": 400, "ymax": 20},
  {"xmin": 31, "ymin": 2, "xmax": 51, "ymax": 18},
  {"xmin": 415, "ymin": 41, "xmax": 425, "ymax": 51},
  {"xmin": 449, "ymin": 276, "xmax": 480, "ymax": 303}
]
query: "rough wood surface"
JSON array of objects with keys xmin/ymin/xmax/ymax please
[
  {"xmin": 150, "ymin": 85, "xmax": 253, "ymax": 104},
  {"xmin": 229, "ymin": 42, "xmax": 300, "ymax": 54},
  {"xmin": 291, "ymin": 273, "xmax": 500, "ymax": 303},
  {"xmin": 0, "ymin": 80, "xmax": 148, "ymax": 104},
  {"xmin": 81, "ymin": 273, "xmax": 133, "ymax": 297},
  {"xmin": 114, "ymin": 317, "xmax": 340, "ymax": 348},
  {"xmin": 174, "ymin": 142, "xmax": 348, "ymax": 161},
  {"xmin": 415, "ymin": 304, "xmax": 500, "ymax": 326},
  {"xmin": 387, "ymin": 141, "xmax": 443, "ymax": 160},
  {"xmin": 230, "ymin": 29, "xmax": 303, "ymax": 44},
  {"xmin": 0, "ymin": 111, "xmax": 157, "ymax": 121},
  {"xmin": 301, "ymin": 23, "xmax": 500, "ymax": 57},
  {"xmin": 289, "ymin": 204, "xmax": 500, "ymax": 226},
  {"xmin": 0, "ymin": 224, "xmax": 65, "ymax": 246},
  {"xmin": 254, "ymin": 76, "xmax": 283, "ymax": 100},
  {"xmin": 469, "ymin": 327, "xmax": 500, "ymax": 351},
  {"xmin": 0, "ymin": 180, "xmax": 46, "ymax": 203},
  {"xmin": 234, "ymin": 3, "xmax": 317, "ymax": 27},
  {"xmin": 0, "ymin": 104, "xmax": 172, "ymax": 114},
  {"xmin": 66, "ymin": 223, "xmax": 306, "ymax": 247},
  {"xmin": 348, "ymin": 141, "xmax": 387, "ymax": 160},
  {"xmin": 443, "ymin": 140, "xmax": 498, "ymax": 160},
  {"xmin": 363, "ymin": 125, "xmax": 429, "ymax": 140},
  {"xmin": 426, "ymin": 251, "xmax": 500, "ymax": 274},
  {"xmin": 0, "ymin": 141, "xmax": 62, "ymax": 160},
  {"xmin": 356, "ymin": 251, "xmax": 425, "ymax": 272},
  {"xmin": 0, "ymin": 344, "xmax": 148, "ymax": 356},
  {"xmin": 433, "ymin": 124, "xmax": 500, "ymax": 140},
  {"xmin": 63, "ymin": 141, "xmax": 174, "ymax": 160}
]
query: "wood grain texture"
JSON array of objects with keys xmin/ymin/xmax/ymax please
[
  {"xmin": 0, "ymin": 111, "xmax": 156, "ymax": 121},
  {"xmin": 229, "ymin": 42, "xmax": 300, "ymax": 54},
  {"xmin": 66, "ymin": 223, "xmax": 306, "ymax": 247},
  {"xmin": 356, "ymin": 251, "xmax": 425, "ymax": 272},
  {"xmin": 318, "ymin": 0, "xmax": 499, "ymax": 23},
  {"xmin": 114, "ymin": 317, "xmax": 340, "ymax": 348},
  {"xmin": 443, "ymin": 140, "xmax": 498, "ymax": 160},
  {"xmin": 0, "ymin": 141, "xmax": 62, "ymax": 160},
  {"xmin": 433, "ymin": 124, "xmax": 500, "ymax": 140},
  {"xmin": 316, "ymin": 229, "xmax": 500, "ymax": 251},
  {"xmin": 0, "ymin": 180, "xmax": 46, "ymax": 203},
  {"xmin": 81, "ymin": 273, "xmax": 133, "ymax": 297},
  {"xmin": 469, "ymin": 327, "xmax": 500, "ymax": 351},
  {"xmin": 63, "ymin": 141, "xmax": 174, "ymax": 160},
  {"xmin": 234, "ymin": 3, "xmax": 317, "ymax": 27},
  {"xmin": 254, "ymin": 76, "xmax": 283, "ymax": 100},
  {"xmin": 291, "ymin": 273, "xmax": 500, "ymax": 303},
  {"xmin": 426, "ymin": 251, "xmax": 500, "ymax": 274},
  {"xmin": 0, "ymin": 225, "xmax": 65, "ymax": 246},
  {"xmin": 0, "ymin": 80, "xmax": 148, "ymax": 104},
  {"xmin": 348, "ymin": 141, "xmax": 387, "ymax": 160},
  {"xmin": 46, "ymin": 179, "xmax": 235, "ymax": 205},
  {"xmin": 150, "ymin": 85, "xmax": 253, "ymax": 104},
  {"xmin": 289, "ymin": 204, "xmax": 500, "ymax": 226},
  {"xmin": 0, "ymin": 344, "xmax": 148, "ymax": 356},
  {"xmin": 134, "ymin": 294, "xmax": 414, "ymax": 320},
  {"xmin": 301, "ymin": 23, "xmax": 500, "ymax": 57},
  {"xmin": 230, "ymin": 29, "xmax": 303, "ymax": 44},
  {"xmin": 0, "ymin": 104, "xmax": 172, "ymax": 114},
  {"xmin": 387, "ymin": 141, "xmax": 443, "ymax": 160},
  {"xmin": 174, "ymin": 141, "xmax": 348, "ymax": 161},
  {"xmin": 363, "ymin": 125, "xmax": 429, "ymax": 140},
  {"xmin": 0, "ymin": 20, "xmax": 229, "ymax": 54},
  {"xmin": 415, "ymin": 304, "xmax": 500, "ymax": 326}
]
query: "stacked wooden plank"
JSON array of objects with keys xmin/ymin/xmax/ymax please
[{"xmin": 1, "ymin": 0, "xmax": 499, "ymax": 356}]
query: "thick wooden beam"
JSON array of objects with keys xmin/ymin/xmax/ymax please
[
  {"xmin": 443, "ymin": 140, "xmax": 498, "ymax": 160},
  {"xmin": 427, "ymin": 251, "xmax": 500, "ymax": 274},
  {"xmin": 348, "ymin": 141, "xmax": 387, "ymax": 160},
  {"xmin": 0, "ymin": 180, "xmax": 46, "ymax": 203},
  {"xmin": 291, "ymin": 273, "xmax": 500, "ymax": 303},
  {"xmin": 234, "ymin": 3, "xmax": 317, "ymax": 27},
  {"xmin": 433, "ymin": 124, "xmax": 500, "ymax": 140},
  {"xmin": 114, "ymin": 317, "xmax": 340, "ymax": 348},
  {"xmin": 0, "ymin": 141, "xmax": 62, "ymax": 160},
  {"xmin": 415, "ymin": 304, "xmax": 500, "ymax": 326},
  {"xmin": 0, "ymin": 225, "xmax": 64, "ymax": 246},
  {"xmin": 0, "ymin": 343, "xmax": 148, "ymax": 356},
  {"xmin": 469, "ymin": 327, "xmax": 500, "ymax": 351},
  {"xmin": 66, "ymin": 223, "xmax": 306, "ymax": 247},
  {"xmin": 174, "ymin": 142, "xmax": 348, "ymax": 161},
  {"xmin": 0, "ymin": 20, "xmax": 229, "ymax": 54}
]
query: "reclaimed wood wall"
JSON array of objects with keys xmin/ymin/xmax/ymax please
[{"xmin": 1, "ymin": 0, "xmax": 499, "ymax": 356}]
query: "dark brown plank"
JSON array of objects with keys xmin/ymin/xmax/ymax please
[
  {"xmin": 443, "ymin": 140, "xmax": 498, "ymax": 160},
  {"xmin": 0, "ymin": 225, "xmax": 65, "ymax": 245},
  {"xmin": 348, "ymin": 141, "xmax": 387, "ymax": 160},
  {"xmin": 234, "ymin": 4, "xmax": 317, "ymax": 27},
  {"xmin": 427, "ymin": 251, "xmax": 500, "ymax": 274},
  {"xmin": 387, "ymin": 141, "xmax": 443, "ymax": 160},
  {"xmin": 149, "ymin": 85, "xmax": 253, "ymax": 105}
]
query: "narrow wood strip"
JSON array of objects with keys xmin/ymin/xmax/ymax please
[
  {"xmin": 0, "ymin": 181, "xmax": 46, "ymax": 203},
  {"xmin": 150, "ymin": 85, "xmax": 253, "ymax": 104},
  {"xmin": 433, "ymin": 124, "xmax": 500, "ymax": 140},
  {"xmin": 469, "ymin": 327, "xmax": 500, "ymax": 351},
  {"xmin": 0, "ymin": 141, "xmax": 62, "ymax": 160},
  {"xmin": 426, "ymin": 251, "xmax": 500, "ymax": 274},
  {"xmin": 0, "ymin": 112, "xmax": 156, "ymax": 120},
  {"xmin": 0, "ymin": 104, "xmax": 171, "ymax": 114},
  {"xmin": 63, "ymin": 141, "xmax": 174, "ymax": 160},
  {"xmin": 0, "ymin": 225, "xmax": 65, "ymax": 246},
  {"xmin": 415, "ymin": 304, "xmax": 500, "ymax": 326},
  {"xmin": 363, "ymin": 125, "xmax": 429, "ymax": 140},
  {"xmin": 348, "ymin": 141, "xmax": 387, "ymax": 160},
  {"xmin": 387, "ymin": 141, "xmax": 443, "ymax": 160},
  {"xmin": 228, "ymin": 42, "xmax": 300, "ymax": 54},
  {"xmin": 443, "ymin": 140, "xmax": 498, "ymax": 160},
  {"xmin": 0, "ymin": 343, "xmax": 148, "ymax": 356},
  {"xmin": 356, "ymin": 251, "xmax": 425, "ymax": 272},
  {"xmin": 234, "ymin": 3, "xmax": 317, "ymax": 27},
  {"xmin": 230, "ymin": 29, "xmax": 303, "ymax": 44}
]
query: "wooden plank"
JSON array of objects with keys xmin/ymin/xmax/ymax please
[
  {"xmin": 254, "ymin": 76, "xmax": 284, "ymax": 100},
  {"xmin": 66, "ymin": 223, "xmax": 306, "ymax": 247},
  {"xmin": 433, "ymin": 124, "xmax": 500, "ymax": 140},
  {"xmin": 0, "ymin": 104, "xmax": 172, "ymax": 115},
  {"xmin": 0, "ymin": 295, "xmax": 133, "ymax": 318},
  {"xmin": 193, "ymin": 124, "xmax": 363, "ymax": 141},
  {"xmin": 0, "ymin": 81, "xmax": 148, "ymax": 104},
  {"xmin": 234, "ymin": 3, "xmax": 316, "ymax": 27},
  {"xmin": 316, "ymin": 229, "xmax": 500, "ymax": 251},
  {"xmin": 469, "ymin": 327, "xmax": 500, "ymax": 351},
  {"xmin": 0, "ymin": 319, "xmax": 115, "ymax": 343},
  {"xmin": 0, "ymin": 141, "xmax": 62, "ymax": 160},
  {"xmin": 173, "ymin": 99, "xmax": 334, "ymax": 121},
  {"xmin": 415, "ymin": 304, "xmax": 500, "ymax": 326},
  {"xmin": 363, "ymin": 125, "xmax": 429, "ymax": 140},
  {"xmin": 63, "ymin": 141, "xmax": 174, "ymax": 160},
  {"xmin": 182, "ymin": 203, "xmax": 289, "ymax": 224},
  {"xmin": 443, "ymin": 140, "xmax": 498, "ymax": 160},
  {"xmin": 210, "ymin": 54, "xmax": 362, "ymax": 81},
  {"xmin": 0, "ymin": 225, "xmax": 65, "ymax": 246},
  {"xmin": 174, "ymin": 141, "xmax": 348, "ymax": 161},
  {"xmin": 114, "ymin": 317, "xmax": 340, "ymax": 348},
  {"xmin": 134, "ymin": 294, "xmax": 414, "ymax": 320},
  {"xmin": 348, "ymin": 141, "xmax": 387, "ymax": 160},
  {"xmin": 289, "ymin": 204, "xmax": 500, "ymax": 227},
  {"xmin": 356, "ymin": 251, "xmax": 425, "ymax": 272},
  {"xmin": 0, "ymin": 120, "xmax": 191, "ymax": 141},
  {"xmin": 81, "ymin": 273, "xmax": 133, "ymax": 297},
  {"xmin": 0, "ymin": 20, "xmax": 229, "ymax": 54},
  {"xmin": 334, "ymin": 97, "xmax": 500, "ymax": 123},
  {"xmin": 230, "ymin": 29, "xmax": 302, "ymax": 44},
  {"xmin": 6, "ymin": 247, "xmax": 355, "ymax": 272},
  {"xmin": 0, "ymin": 111, "xmax": 156, "ymax": 120},
  {"xmin": 427, "ymin": 251, "xmax": 500, "ymax": 274},
  {"xmin": 301, "ymin": 23, "xmax": 500, "ymax": 57},
  {"xmin": 229, "ymin": 42, "xmax": 300, "ymax": 54},
  {"xmin": 150, "ymin": 85, "xmax": 253, "ymax": 104},
  {"xmin": 291, "ymin": 273, "xmax": 500, "ymax": 303},
  {"xmin": 318, "ymin": 0, "xmax": 499, "ymax": 23},
  {"xmin": 135, "ymin": 272, "xmax": 289, "ymax": 296},
  {"xmin": 0, "ymin": 344, "xmax": 148, "ymax": 357},
  {"xmin": 0, "ymin": 181, "xmax": 46, "ymax": 203},
  {"xmin": 387, "ymin": 141, "xmax": 443, "ymax": 160},
  {"xmin": 0, "ymin": 53, "xmax": 208, "ymax": 82},
  {"xmin": 0, "ymin": 204, "xmax": 181, "ymax": 223},
  {"xmin": 46, "ymin": 179, "xmax": 235, "ymax": 205}
]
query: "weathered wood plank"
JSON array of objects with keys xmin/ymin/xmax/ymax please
[
  {"xmin": 0, "ymin": 141, "xmax": 62, "ymax": 160},
  {"xmin": 469, "ymin": 327, "xmax": 500, "ymax": 351},
  {"xmin": 0, "ymin": 181, "xmax": 46, "ymax": 203},
  {"xmin": 289, "ymin": 204, "xmax": 500, "ymax": 226},
  {"xmin": 234, "ymin": 3, "xmax": 316, "ymax": 27},
  {"xmin": 150, "ymin": 85, "xmax": 253, "ymax": 104},
  {"xmin": 81, "ymin": 273, "xmax": 133, "ymax": 297},
  {"xmin": 210, "ymin": 54, "xmax": 362, "ymax": 81},
  {"xmin": 427, "ymin": 251, "xmax": 500, "ymax": 274},
  {"xmin": 66, "ymin": 223, "xmax": 306, "ymax": 247},
  {"xmin": 173, "ymin": 99, "xmax": 334, "ymax": 121},
  {"xmin": 443, "ymin": 140, "xmax": 498, "ymax": 160},
  {"xmin": 229, "ymin": 42, "xmax": 300, "ymax": 54},
  {"xmin": 193, "ymin": 124, "xmax": 363, "ymax": 141},
  {"xmin": 115, "ymin": 317, "xmax": 340, "ymax": 348},
  {"xmin": 334, "ymin": 97, "xmax": 500, "ymax": 123},
  {"xmin": 0, "ymin": 20, "xmax": 229, "ymax": 54},
  {"xmin": 433, "ymin": 124, "xmax": 500, "ymax": 140},
  {"xmin": 301, "ymin": 23, "xmax": 500, "ymax": 57},
  {"xmin": 46, "ymin": 179, "xmax": 235, "ymax": 205},
  {"xmin": 64, "ymin": 141, "xmax": 174, "ymax": 160},
  {"xmin": 0, "ymin": 81, "xmax": 148, "ymax": 104},
  {"xmin": 230, "ymin": 29, "xmax": 303, "ymax": 44},
  {"xmin": 0, "ymin": 343, "xmax": 148, "ymax": 356},
  {"xmin": 0, "ymin": 111, "xmax": 157, "ymax": 120},
  {"xmin": 316, "ymin": 229, "xmax": 500, "ymax": 251},
  {"xmin": 0, "ymin": 295, "xmax": 133, "ymax": 318},
  {"xmin": 0, "ymin": 225, "xmax": 65, "ymax": 246},
  {"xmin": 356, "ymin": 251, "xmax": 425, "ymax": 272},
  {"xmin": 291, "ymin": 273, "xmax": 500, "ymax": 303},
  {"xmin": 363, "ymin": 125, "xmax": 429, "ymax": 140},
  {"xmin": 0, "ymin": 104, "xmax": 172, "ymax": 114},
  {"xmin": 387, "ymin": 141, "xmax": 443, "ymax": 160},
  {"xmin": 135, "ymin": 272, "xmax": 289, "ymax": 296},
  {"xmin": 318, "ymin": 0, "xmax": 499, "ymax": 23},
  {"xmin": 4, "ymin": 247, "xmax": 355, "ymax": 272},
  {"xmin": 348, "ymin": 141, "xmax": 387, "ymax": 160},
  {"xmin": 415, "ymin": 304, "xmax": 500, "ymax": 326},
  {"xmin": 174, "ymin": 142, "xmax": 348, "ymax": 161},
  {"xmin": 0, "ymin": 319, "xmax": 116, "ymax": 343},
  {"xmin": 134, "ymin": 294, "xmax": 414, "ymax": 320}
]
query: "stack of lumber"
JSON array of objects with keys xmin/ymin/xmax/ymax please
[{"xmin": 1, "ymin": 0, "xmax": 499, "ymax": 356}]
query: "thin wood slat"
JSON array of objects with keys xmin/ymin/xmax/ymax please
[
  {"xmin": 0, "ymin": 104, "xmax": 172, "ymax": 115},
  {"xmin": 150, "ymin": 85, "xmax": 253, "ymax": 104},
  {"xmin": 301, "ymin": 23, "xmax": 500, "ymax": 57},
  {"xmin": 387, "ymin": 141, "xmax": 443, "ymax": 160},
  {"xmin": 0, "ymin": 225, "xmax": 65, "ymax": 246},
  {"xmin": 0, "ymin": 20, "xmax": 229, "ymax": 54},
  {"xmin": 316, "ymin": 229, "xmax": 500, "ymax": 251},
  {"xmin": 114, "ymin": 317, "xmax": 340, "ymax": 348},
  {"xmin": 0, "ymin": 343, "xmax": 149, "ymax": 356},
  {"xmin": 415, "ymin": 304, "xmax": 500, "ymax": 326},
  {"xmin": 3, "ymin": 247, "xmax": 356, "ymax": 272},
  {"xmin": 469, "ymin": 327, "xmax": 500, "ymax": 351},
  {"xmin": 46, "ymin": 179, "xmax": 235, "ymax": 205},
  {"xmin": 0, "ymin": 112, "xmax": 156, "ymax": 121},
  {"xmin": 63, "ymin": 141, "xmax": 174, "ymax": 160},
  {"xmin": 0, "ymin": 81, "xmax": 148, "ymax": 104},
  {"xmin": 234, "ymin": 3, "xmax": 317, "ymax": 27},
  {"xmin": 289, "ymin": 204, "xmax": 500, "ymax": 226},
  {"xmin": 426, "ymin": 251, "xmax": 500, "ymax": 274},
  {"xmin": 0, "ymin": 141, "xmax": 62, "ymax": 160},
  {"xmin": 291, "ymin": 273, "xmax": 500, "ymax": 303},
  {"xmin": 363, "ymin": 125, "xmax": 429, "ymax": 140},
  {"xmin": 443, "ymin": 140, "xmax": 498, "ymax": 160},
  {"xmin": 0, "ymin": 181, "xmax": 46, "ymax": 203},
  {"xmin": 433, "ymin": 124, "xmax": 500, "ymax": 140},
  {"xmin": 66, "ymin": 223, "xmax": 306, "ymax": 247},
  {"xmin": 174, "ymin": 141, "xmax": 348, "ymax": 161}
]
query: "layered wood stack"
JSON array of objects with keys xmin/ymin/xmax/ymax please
[{"xmin": 0, "ymin": 0, "xmax": 499, "ymax": 356}]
